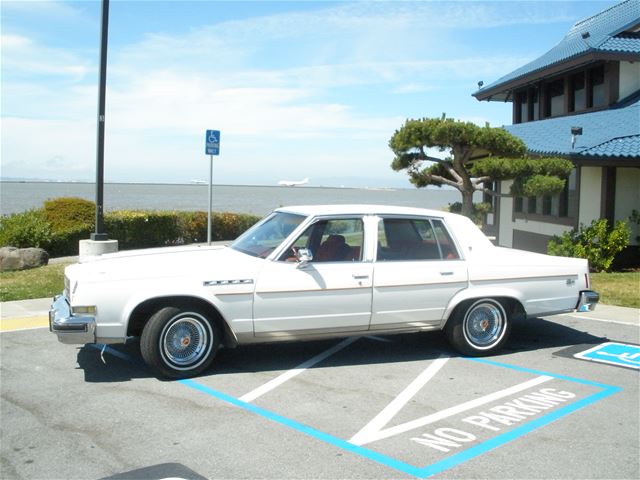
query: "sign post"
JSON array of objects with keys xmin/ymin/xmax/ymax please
[{"xmin": 205, "ymin": 130, "xmax": 220, "ymax": 245}]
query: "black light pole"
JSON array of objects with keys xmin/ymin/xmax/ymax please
[{"xmin": 92, "ymin": 0, "xmax": 110, "ymax": 241}]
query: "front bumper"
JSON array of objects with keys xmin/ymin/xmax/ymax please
[
  {"xmin": 576, "ymin": 290, "xmax": 599, "ymax": 312},
  {"xmin": 49, "ymin": 294, "xmax": 96, "ymax": 344}
]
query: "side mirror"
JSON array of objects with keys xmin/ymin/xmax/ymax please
[{"xmin": 295, "ymin": 248, "xmax": 313, "ymax": 265}]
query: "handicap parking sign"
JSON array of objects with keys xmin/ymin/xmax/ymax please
[
  {"xmin": 574, "ymin": 342, "xmax": 640, "ymax": 370},
  {"xmin": 205, "ymin": 130, "xmax": 220, "ymax": 155}
]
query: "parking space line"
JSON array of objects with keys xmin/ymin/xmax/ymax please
[
  {"xmin": 179, "ymin": 355, "xmax": 621, "ymax": 479},
  {"xmin": 181, "ymin": 378, "xmax": 425, "ymax": 477},
  {"xmin": 240, "ymin": 337, "xmax": 359, "ymax": 403},
  {"xmin": 350, "ymin": 355, "xmax": 450, "ymax": 445},
  {"xmin": 352, "ymin": 374, "xmax": 553, "ymax": 446},
  {"xmin": 560, "ymin": 313, "xmax": 639, "ymax": 326}
]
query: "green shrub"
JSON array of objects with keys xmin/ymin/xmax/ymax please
[
  {"xmin": 211, "ymin": 212, "xmax": 260, "ymax": 241},
  {"xmin": 548, "ymin": 219, "xmax": 630, "ymax": 272},
  {"xmin": 43, "ymin": 197, "xmax": 95, "ymax": 233},
  {"xmin": 105, "ymin": 211, "xmax": 182, "ymax": 250},
  {"xmin": 177, "ymin": 211, "xmax": 208, "ymax": 243},
  {"xmin": 1, "ymin": 197, "xmax": 261, "ymax": 256},
  {"xmin": 47, "ymin": 226, "xmax": 93, "ymax": 257},
  {"xmin": 175, "ymin": 211, "xmax": 260, "ymax": 243},
  {"xmin": 0, "ymin": 210, "xmax": 52, "ymax": 248}
]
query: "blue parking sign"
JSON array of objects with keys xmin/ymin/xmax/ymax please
[
  {"xmin": 206, "ymin": 130, "xmax": 220, "ymax": 155},
  {"xmin": 574, "ymin": 342, "xmax": 640, "ymax": 369}
]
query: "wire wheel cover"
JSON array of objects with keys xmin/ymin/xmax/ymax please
[
  {"xmin": 161, "ymin": 315, "xmax": 209, "ymax": 366},
  {"xmin": 464, "ymin": 302, "xmax": 505, "ymax": 347}
]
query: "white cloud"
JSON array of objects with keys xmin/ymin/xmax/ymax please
[
  {"xmin": 1, "ymin": 33, "xmax": 93, "ymax": 80},
  {"xmin": 3, "ymin": 0, "xmax": 567, "ymax": 184}
]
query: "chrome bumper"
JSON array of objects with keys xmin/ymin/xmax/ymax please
[
  {"xmin": 576, "ymin": 290, "xmax": 599, "ymax": 312},
  {"xmin": 49, "ymin": 294, "xmax": 96, "ymax": 344}
]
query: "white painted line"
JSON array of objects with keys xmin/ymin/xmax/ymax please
[
  {"xmin": 239, "ymin": 336, "xmax": 359, "ymax": 403},
  {"xmin": 561, "ymin": 313, "xmax": 639, "ymax": 326},
  {"xmin": 351, "ymin": 374, "xmax": 553, "ymax": 446},
  {"xmin": 350, "ymin": 355, "xmax": 449, "ymax": 445}
]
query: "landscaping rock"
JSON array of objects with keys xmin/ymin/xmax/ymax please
[{"xmin": 0, "ymin": 247, "xmax": 49, "ymax": 271}]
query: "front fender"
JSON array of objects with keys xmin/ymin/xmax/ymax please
[
  {"xmin": 440, "ymin": 287, "xmax": 526, "ymax": 328},
  {"xmin": 120, "ymin": 279, "xmax": 254, "ymax": 341}
]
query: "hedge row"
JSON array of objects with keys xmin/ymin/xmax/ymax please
[{"xmin": 0, "ymin": 197, "xmax": 260, "ymax": 257}]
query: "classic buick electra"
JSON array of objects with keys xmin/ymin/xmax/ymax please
[{"xmin": 50, "ymin": 205, "xmax": 599, "ymax": 378}]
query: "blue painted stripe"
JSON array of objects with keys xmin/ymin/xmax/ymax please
[
  {"xmin": 179, "ymin": 357, "xmax": 621, "ymax": 479},
  {"xmin": 179, "ymin": 379, "xmax": 424, "ymax": 477},
  {"xmin": 465, "ymin": 356, "xmax": 618, "ymax": 389}
]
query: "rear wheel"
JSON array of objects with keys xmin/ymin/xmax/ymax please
[
  {"xmin": 140, "ymin": 306, "xmax": 220, "ymax": 379},
  {"xmin": 446, "ymin": 299, "xmax": 510, "ymax": 356}
]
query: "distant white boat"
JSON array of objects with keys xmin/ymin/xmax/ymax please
[
  {"xmin": 278, "ymin": 177, "xmax": 309, "ymax": 187},
  {"xmin": 190, "ymin": 180, "xmax": 207, "ymax": 185}
]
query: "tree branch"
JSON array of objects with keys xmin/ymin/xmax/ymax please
[{"xmin": 428, "ymin": 174, "xmax": 462, "ymax": 189}]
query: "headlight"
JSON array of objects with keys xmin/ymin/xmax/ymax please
[{"xmin": 71, "ymin": 306, "xmax": 97, "ymax": 316}]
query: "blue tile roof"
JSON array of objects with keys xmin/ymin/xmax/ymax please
[
  {"xmin": 477, "ymin": 0, "xmax": 640, "ymax": 94},
  {"xmin": 505, "ymin": 100, "xmax": 640, "ymax": 158},
  {"xmin": 599, "ymin": 34, "xmax": 640, "ymax": 52}
]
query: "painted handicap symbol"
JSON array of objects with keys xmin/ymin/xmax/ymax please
[{"xmin": 574, "ymin": 342, "xmax": 640, "ymax": 370}]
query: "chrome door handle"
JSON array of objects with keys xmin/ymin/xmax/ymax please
[
  {"xmin": 352, "ymin": 274, "xmax": 369, "ymax": 280},
  {"xmin": 440, "ymin": 271, "xmax": 454, "ymax": 276}
]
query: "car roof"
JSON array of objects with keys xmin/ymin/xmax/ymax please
[{"xmin": 274, "ymin": 204, "xmax": 454, "ymax": 218}]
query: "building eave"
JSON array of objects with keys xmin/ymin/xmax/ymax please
[{"xmin": 473, "ymin": 50, "xmax": 640, "ymax": 102}]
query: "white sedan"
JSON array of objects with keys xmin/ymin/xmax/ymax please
[{"xmin": 50, "ymin": 205, "xmax": 599, "ymax": 379}]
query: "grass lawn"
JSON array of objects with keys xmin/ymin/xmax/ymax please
[
  {"xmin": 591, "ymin": 271, "xmax": 640, "ymax": 309},
  {"xmin": 0, "ymin": 262, "xmax": 69, "ymax": 302}
]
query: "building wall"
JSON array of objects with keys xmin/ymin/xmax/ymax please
[
  {"xmin": 619, "ymin": 61, "xmax": 640, "ymax": 100},
  {"xmin": 497, "ymin": 180, "xmax": 572, "ymax": 252},
  {"xmin": 578, "ymin": 166, "xmax": 603, "ymax": 225},
  {"xmin": 615, "ymin": 167, "xmax": 640, "ymax": 246},
  {"xmin": 498, "ymin": 180, "xmax": 514, "ymax": 247}
]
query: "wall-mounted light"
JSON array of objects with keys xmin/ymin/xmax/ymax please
[{"xmin": 571, "ymin": 126, "xmax": 583, "ymax": 149}]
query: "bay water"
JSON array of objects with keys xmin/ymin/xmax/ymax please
[{"xmin": 1, "ymin": 182, "xmax": 465, "ymax": 217}]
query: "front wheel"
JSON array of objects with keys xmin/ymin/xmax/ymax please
[
  {"xmin": 445, "ymin": 299, "xmax": 510, "ymax": 356},
  {"xmin": 140, "ymin": 306, "xmax": 220, "ymax": 379}
]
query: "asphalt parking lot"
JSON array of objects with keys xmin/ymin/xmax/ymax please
[{"xmin": 1, "ymin": 305, "xmax": 638, "ymax": 479}]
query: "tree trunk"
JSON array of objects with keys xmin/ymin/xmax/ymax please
[{"xmin": 461, "ymin": 190, "xmax": 474, "ymax": 220}]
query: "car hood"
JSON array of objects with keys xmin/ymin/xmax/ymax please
[{"xmin": 66, "ymin": 245, "xmax": 261, "ymax": 284}]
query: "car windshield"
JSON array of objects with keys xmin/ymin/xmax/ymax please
[{"xmin": 230, "ymin": 212, "xmax": 306, "ymax": 258}]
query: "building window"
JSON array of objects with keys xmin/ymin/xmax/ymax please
[
  {"xmin": 571, "ymin": 73, "xmax": 585, "ymax": 112},
  {"xmin": 558, "ymin": 169, "xmax": 578, "ymax": 218},
  {"xmin": 514, "ymin": 196, "xmax": 524, "ymax": 213},
  {"xmin": 530, "ymin": 89, "xmax": 539, "ymax": 121},
  {"xmin": 515, "ymin": 91, "xmax": 527, "ymax": 123},
  {"xmin": 513, "ymin": 169, "xmax": 578, "ymax": 225},
  {"xmin": 545, "ymin": 79, "xmax": 565, "ymax": 117},
  {"xmin": 588, "ymin": 66, "xmax": 605, "ymax": 108}
]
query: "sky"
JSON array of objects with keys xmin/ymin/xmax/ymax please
[{"xmin": 1, "ymin": 0, "xmax": 618, "ymax": 188}]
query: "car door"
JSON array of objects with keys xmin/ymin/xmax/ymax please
[
  {"xmin": 371, "ymin": 216, "xmax": 468, "ymax": 330},
  {"xmin": 253, "ymin": 217, "xmax": 373, "ymax": 337}
]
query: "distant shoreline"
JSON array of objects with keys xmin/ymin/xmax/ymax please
[{"xmin": 0, "ymin": 180, "xmax": 414, "ymax": 191}]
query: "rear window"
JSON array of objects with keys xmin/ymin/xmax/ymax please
[{"xmin": 377, "ymin": 217, "xmax": 459, "ymax": 261}]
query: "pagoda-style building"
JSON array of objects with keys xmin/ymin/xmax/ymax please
[{"xmin": 474, "ymin": 0, "xmax": 639, "ymax": 265}]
